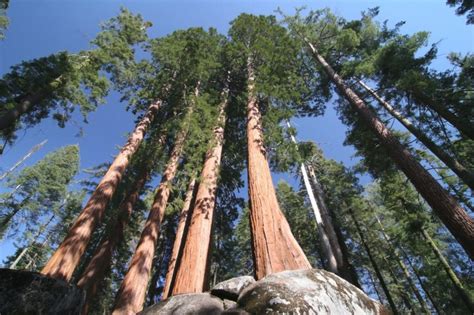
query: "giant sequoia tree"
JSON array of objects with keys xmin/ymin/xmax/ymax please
[
  {"xmin": 228, "ymin": 14, "xmax": 312, "ymax": 280},
  {"xmin": 2, "ymin": 6, "xmax": 473, "ymax": 314}
]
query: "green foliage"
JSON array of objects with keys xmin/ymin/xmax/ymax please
[
  {"xmin": 0, "ymin": 0, "xmax": 8, "ymax": 40},
  {"xmin": 0, "ymin": 145, "xmax": 79, "ymax": 238},
  {"xmin": 447, "ymin": 0, "xmax": 474, "ymax": 24},
  {"xmin": 0, "ymin": 8, "xmax": 151, "ymax": 145}
]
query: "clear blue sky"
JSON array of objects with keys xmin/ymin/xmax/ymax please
[{"xmin": 0, "ymin": 0, "xmax": 472, "ymax": 261}]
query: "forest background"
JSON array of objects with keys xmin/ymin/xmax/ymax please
[{"xmin": 0, "ymin": 0, "xmax": 472, "ymax": 279}]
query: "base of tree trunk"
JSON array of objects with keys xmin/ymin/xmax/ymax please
[{"xmin": 0, "ymin": 268, "xmax": 85, "ymax": 314}]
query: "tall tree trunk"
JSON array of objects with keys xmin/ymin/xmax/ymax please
[
  {"xmin": 0, "ymin": 88, "xmax": 52, "ymax": 132},
  {"xmin": 331, "ymin": 214, "xmax": 362, "ymax": 288},
  {"xmin": 381, "ymin": 254, "xmax": 414, "ymax": 312},
  {"xmin": 77, "ymin": 164, "xmax": 151, "ymax": 315},
  {"xmin": 306, "ymin": 163, "xmax": 361, "ymax": 287},
  {"xmin": 348, "ymin": 207, "xmax": 398, "ymax": 314},
  {"xmin": 146, "ymin": 236, "xmax": 167, "ymax": 306},
  {"xmin": 161, "ymin": 178, "xmax": 197, "ymax": 299},
  {"xmin": 421, "ymin": 227, "xmax": 474, "ymax": 312},
  {"xmin": 307, "ymin": 42, "xmax": 474, "ymax": 259},
  {"xmin": 286, "ymin": 121, "xmax": 338, "ymax": 274},
  {"xmin": 246, "ymin": 56, "xmax": 311, "ymax": 280},
  {"xmin": 10, "ymin": 213, "xmax": 55, "ymax": 269},
  {"xmin": 359, "ymin": 80, "xmax": 474, "ymax": 191},
  {"xmin": 0, "ymin": 139, "xmax": 47, "ymax": 178},
  {"xmin": 399, "ymin": 245, "xmax": 442, "ymax": 314},
  {"xmin": 171, "ymin": 89, "xmax": 229, "ymax": 295},
  {"xmin": 112, "ymin": 91, "xmax": 196, "ymax": 315},
  {"xmin": 375, "ymin": 217, "xmax": 430, "ymax": 313},
  {"xmin": 366, "ymin": 269, "xmax": 383, "ymax": 302},
  {"xmin": 0, "ymin": 196, "xmax": 30, "ymax": 238},
  {"xmin": 411, "ymin": 90, "xmax": 474, "ymax": 140},
  {"xmin": 0, "ymin": 57, "xmax": 91, "ymax": 134},
  {"xmin": 41, "ymin": 101, "xmax": 161, "ymax": 281}
]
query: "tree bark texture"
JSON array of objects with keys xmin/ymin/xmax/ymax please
[
  {"xmin": 246, "ymin": 56, "xmax": 311, "ymax": 280},
  {"xmin": 161, "ymin": 178, "xmax": 197, "ymax": 299},
  {"xmin": 41, "ymin": 101, "xmax": 161, "ymax": 281},
  {"xmin": 171, "ymin": 92, "xmax": 229, "ymax": 295},
  {"xmin": 77, "ymin": 164, "xmax": 151, "ymax": 315},
  {"xmin": 307, "ymin": 42, "xmax": 474, "ymax": 259},
  {"xmin": 359, "ymin": 80, "xmax": 474, "ymax": 191},
  {"xmin": 112, "ymin": 95, "xmax": 196, "ymax": 315}
]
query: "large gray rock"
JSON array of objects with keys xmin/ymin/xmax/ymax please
[
  {"xmin": 0, "ymin": 268, "xmax": 85, "ymax": 315},
  {"xmin": 211, "ymin": 276, "xmax": 255, "ymax": 301},
  {"xmin": 237, "ymin": 268, "xmax": 388, "ymax": 315},
  {"xmin": 140, "ymin": 293, "xmax": 224, "ymax": 315}
]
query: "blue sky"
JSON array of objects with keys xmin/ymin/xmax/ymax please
[{"xmin": 0, "ymin": 1, "xmax": 472, "ymax": 262}]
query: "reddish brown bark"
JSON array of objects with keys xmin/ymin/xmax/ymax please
[
  {"xmin": 246, "ymin": 56, "xmax": 311, "ymax": 280},
  {"xmin": 77, "ymin": 165, "xmax": 151, "ymax": 315},
  {"xmin": 41, "ymin": 101, "xmax": 161, "ymax": 281},
  {"xmin": 161, "ymin": 178, "xmax": 197, "ymax": 299},
  {"xmin": 307, "ymin": 42, "xmax": 474, "ymax": 260},
  {"xmin": 112, "ymin": 91, "xmax": 197, "ymax": 314},
  {"xmin": 171, "ymin": 95, "xmax": 228, "ymax": 295}
]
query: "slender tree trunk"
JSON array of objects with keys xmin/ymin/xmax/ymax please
[
  {"xmin": 171, "ymin": 89, "xmax": 229, "ymax": 295},
  {"xmin": 10, "ymin": 214, "xmax": 55, "ymax": 269},
  {"xmin": 421, "ymin": 227, "xmax": 474, "ymax": 312},
  {"xmin": 0, "ymin": 196, "xmax": 30, "ymax": 238},
  {"xmin": 413, "ymin": 91, "xmax": 474, "ymax": 140},
  {"xmin": 77, "ymin": 164, "xmax": 151, "ymax": 315},
  {"xmin": 326, "ymin": 203, "xmax": 361, "ymax": 288},
  {"xmin": 348, "ymin": 207, "xmax": 398, "ymax": 314},
  {"xmin": 0, "ymin": 89, "xmax": 52, "ymax": 132},
  {"xmin": 381, "ymin": 254, "xmax": 414, "ymax": 312},
  {"xmin": 0, "ymin": 57, "xmax": 91, "ymax": 134},
  {"xmin": 307, "ymin": 42, "xmax": 474, "ymax": 259},
  {"xmin": 161, "ymin": 178, "xmax": 197, "ymax": 299},
  {"xmin": 366, "ymin": 269, "xmax": 383, "ymax": 303},
  {"xmin": 286, "ymin": 121, "xmax": 338, "ymax": 274},
  {"xmin": 41, "ymin": 101, "xmax": 161, "ymax": 281},
  {"xmin": 306, "ymin": 163, "xmax": 361, "ymax": 287},
  {"xmin": 0, "ymin": 139, "xmax": 47, "ymax": 178},
  {"xmin": 246, "ymin": 55, "xmax": 311, "ymax": 280},
  {"xmin": 359, "ymin": 80, "xmax": 474, "ymax": 191},
  {"xmin": 375, "ymin": 217, "xmax": 430, "ymax": 313},
  {"xmin": 112, "ymin": 91, "xmax": 196, "ymax": 315},
  {"xmin": 399, "ymin": 246, "xmax": 442, "ymax": 314}
]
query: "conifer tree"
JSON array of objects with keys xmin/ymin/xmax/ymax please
[
  {"xmin": 0, "ymin": 145, "xmax": 79, "ymax": 239},
  {"xmin": 76, "ymin": 130, "xmax": 166, "ymax": 314},
  {"xmin": 41, "ymin": 100, "xmax": 160, "ymax": 281},
  {"xmin": 171, "ymin": 83, "xmax": 229, "ymax": 295},
  {"xmin": 358, "ymin": 80, "xmax": 474, "ymax": 190},
  {"xmin": 229, "ymin": 14, "xmax": 312, "ymax": 279},
  {"xmin": 284, "ymin": 11, "xmax": 474, "ymax": 258},
  {"xmin": 0, "ymin": 9, "xmax": 151, "ymax": 146},
  {"xmin": 113, "ymin": 27, "xmax": 223, "ymax": 312},
  {"xmin": 112, "ymin": 96, "xmax": 193, "ymax": 314}
]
